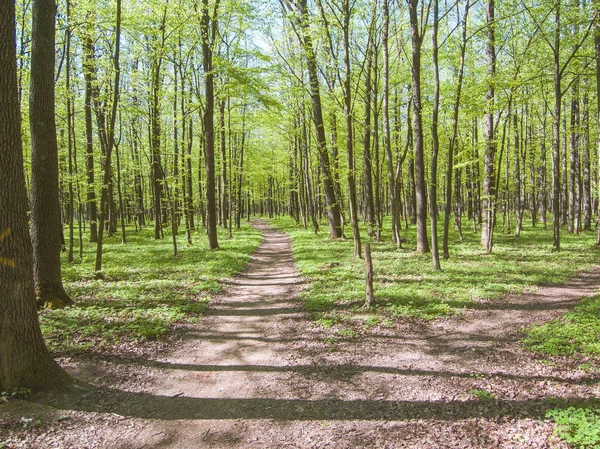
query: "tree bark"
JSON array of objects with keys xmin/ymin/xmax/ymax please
[
  {"xmin": 0, "ymin": 0, "xmax": 70, "ymax": 390},
  {"xmin": 383, "ymin": 0, "xmax": 401, "ymax": 248},
  {"xmin": 284, "ymin": 0, "xmax": 343, "ymax": 239},
  {"xmin": 30, "ymin": 0, "xmax": 73, "ymax": 307},
  {"xmin": 342, "ymin": 0, "xmax": 361, "ymax": 258},
  {"xmin": 82, "ymin": 18, "xmax": 98, "ymax": 243},
  {"xmin": 407, "ymin": 0, "xmax": 429, "ymax": 253},
  {"xmin": 552, "ymin": 5, "xmax": 562, "ymax": 250},
  {"xmin": 443, "ymin": 0, "xmax": 469, "ymax": 259},
  {"xmin": 201, "ymin": 0, "xmax": 220, "ymax": 249},
  {"xmin": 481, "ymin": 0, "xmax": 496, "ymax": 253},
  {"xmin": 94, "ymin": 0, "xmax": 122, "ymax": 273},
  {"xmin": 430, "ymin": 0, "xmax": 441, "ymax": 269}
]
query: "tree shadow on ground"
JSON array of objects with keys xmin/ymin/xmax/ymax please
[
  {"xmin": 68, "ymin": 354, "xmax": 600, "ymax": 387},
  {"xmin": 40, "ymin": 384, "xmax": 597, "ymax": 422}
]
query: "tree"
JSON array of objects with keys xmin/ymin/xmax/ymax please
[
  {"xmin": 0, "ymin": 0, "xmax": 69, "ymax": 391},
  {"xmin": 383, "ymin": 0, "xmax": 402, "ymax": 248},
  {"xmin": 94, "ymin": 0, "xmax": 122, "ymax": 274},
  {"xmin": 481, "ymin": 0, "xmax": 496, "ymax": 253},
  {"xmin": 29, "ymin": 0, "xmax": 73, "ymax": 307},
  {"xmin": 200, "ymin": 0, "xmax": 220, "ymax": 249},
  {"xmin": 442, "ymin": 0, "xmax": 470, "ymax": 259},
  {"xmin": 280, "ymin": 0, "xmax": 343, "ymax": 239},
  {"xmin": 407, "ymin": 0, "xmax": 429, "ymax": 253},
  {"xmin": 430, "ymin": 0, "xmax": 441, "ymax": 269}
]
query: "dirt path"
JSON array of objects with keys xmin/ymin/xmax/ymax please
[{"xmin": 4, "ymin": 220, "xmax": 600, "ymax": 448}]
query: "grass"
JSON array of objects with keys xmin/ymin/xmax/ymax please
[
  {"xmin": 41, "ymin": 223, "xmax": 262, "ymax": 354},
  {"xmin": 522, "ymin": 284, "xmax": 600, "ymax": 448},
  {"xmin": 545, "ymin": 400, "xmax": 600, "ymax": 449},
  {"xmin": 523, "ymin": 295, "xmax": 600, "ymax": 357},
  {"xmin": 270, "ymin": 214, "xmax": 600, "ymax": 325}
]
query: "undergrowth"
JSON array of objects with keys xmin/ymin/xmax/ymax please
[
  {"xmin": 546, "ymin": 401, "xmax": 600, "ymax": 449},
  {"xmin": 524, "ymin": 296, "xmax": 600, "ymax": 448},
  {"xmin": 41, "ymin": 224, "xmax": 262, "ymax": 354},
  {"xmin": 523, "ymin": 295, "xmax": 600, "ymax": 357},
  {"xmin": 271, "ymin": 215, "xmax": 599, "ymax": 326}
]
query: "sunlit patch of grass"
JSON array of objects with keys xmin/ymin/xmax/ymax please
[
  {"xmin": 41, "ymin": 224, "xmax": 262, "ymax": 354},
  {"xmin": 271, "ymin": 215, "xmax": 599, "ymax": 327},
  {"xmin": 523, "ymin": 294, "xmax": 600, "ymax": 357}
]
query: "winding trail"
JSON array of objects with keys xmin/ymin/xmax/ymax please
[{"xmin": 9, "ymin": 220, "xmax": 600, "ymax": 448}]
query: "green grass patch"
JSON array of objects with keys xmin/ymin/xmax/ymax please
[
  {"xmin": 468, "ymin": 388, "xmax": 495, "ymax": 401},
  {"xmin": 42, "ymin": 224, "xmax": 262, "ymax": 354},
  {"xmin": 546, "ymin": 401, "xmax": 600, "ymax": 449},
  {"xmin": 523, "ymin": 295, "xmax": 600, "ymax": 357},
  {"xmin": 271, "ymin": 215, "xmax": 599, "ymax": 325}
]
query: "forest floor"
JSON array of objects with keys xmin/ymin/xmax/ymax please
[{"xmin": 2, "ymin": 220, "xmax": 600, "ymax": 448}]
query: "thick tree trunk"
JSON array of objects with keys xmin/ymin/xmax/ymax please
[
  {"xmin": 0, "ymin": 1, "xmax": 70, "ymax": 391},
  {"xmin": 30, "ymin": 0, "xmax": 72, "ymax": 307}
]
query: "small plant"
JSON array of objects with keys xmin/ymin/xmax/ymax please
[
  {"xmin": 337, "ymin": 328, "xmax": 356, "ymax": 338},
  {"xmin": 316, "ymin": 313, "xmax": 341, "ymax": 329},
  {"xmin": 468, "ymin": 389, "xmax": 494, "ymax": 401},
  {"xmin": 323, "ymin": 337, "xmax": 337, "ymax": 347},
  {"xmin": 547, "ymin": 404, "xmax": 600, "ymax": 449},
  {"xmin": 1, "ymin": 388, "xmax": 31, "ymax": 402},
  {"xmin": 363, "ymin": 315, "xmax": 380, "ymax": 327}
]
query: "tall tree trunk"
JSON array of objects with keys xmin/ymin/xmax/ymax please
[
  {"xmin": 552, "ymin": 5, "xmax": 562, "ymax": 250},
  {"xmin": 407, "ymin": 0, "xmax": 429, "ymax": 253},
  {"xmin": 481, "ymin": 0, "xmax": 496, "ymax": 253},
  {"xmin": 94, "ymin": 0, "xmax": 121, "ymax": 273},
  {"xmin": 443, "ymin": 0, "xmax": 469, "ymax": 259},
  {"xmin": 594, "ymin": 0, "xmax": 600, "ymax": 244},
  {"xmin": 30, "ymin": 0, "xmax": 73, "ymax": 307},
  {"xmin": 65, "ymin": 0, "xmax": 74, "ymax": 263},
  {"xmin": 363, "ymin": 34, "xmax": 376, "ymax": 238},
  {"xmin": 290, "ymin": 0, "xmax": 343, "ymax": 239},
  {"xmin": 0, "ymin": 1, "xmax": 70, "ymax": 390},
  {"xmin": 342, "ymin": 0, "xmax": 361, "ymax": 258},
  {"xmin": 569, "ymin": 82, "xmax": 580, "ymax": 234},
  {"xmin": 219, "ymin": 98, "xmax": 228, "ymax": 229},
  {"xmin": 539, "ymin": 108, "xmax": 548, "ymax": 229},
  {"xmin": 201, "ymin": 0, "xmax": 220, "ymax": 249},
  {"xmin": 383, "ymin": 0, "xmax": 401, "ymax": 248},
  {"xmin": 83, "ymin": 19, "xmax": 97, "ymax": 243},
  {"xmin": 514, "ymin": 113, "xmax": 522, "ymax": 236},
  {"xmin": 582, "ymin": 79, "xmax": 591, "ymax": 230},
  {"xmin": 430, "ymin": 0, "xmax": 441, "ymax": 269}
]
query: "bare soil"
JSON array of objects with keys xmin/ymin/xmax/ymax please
[{"xmin": 2, "ymin": 220, "xmax": 600, "ymax": 448}]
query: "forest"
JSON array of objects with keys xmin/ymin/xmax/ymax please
[{"xmin": 2, "ymin": 0, "xmax": 600, "ymax": 447}]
